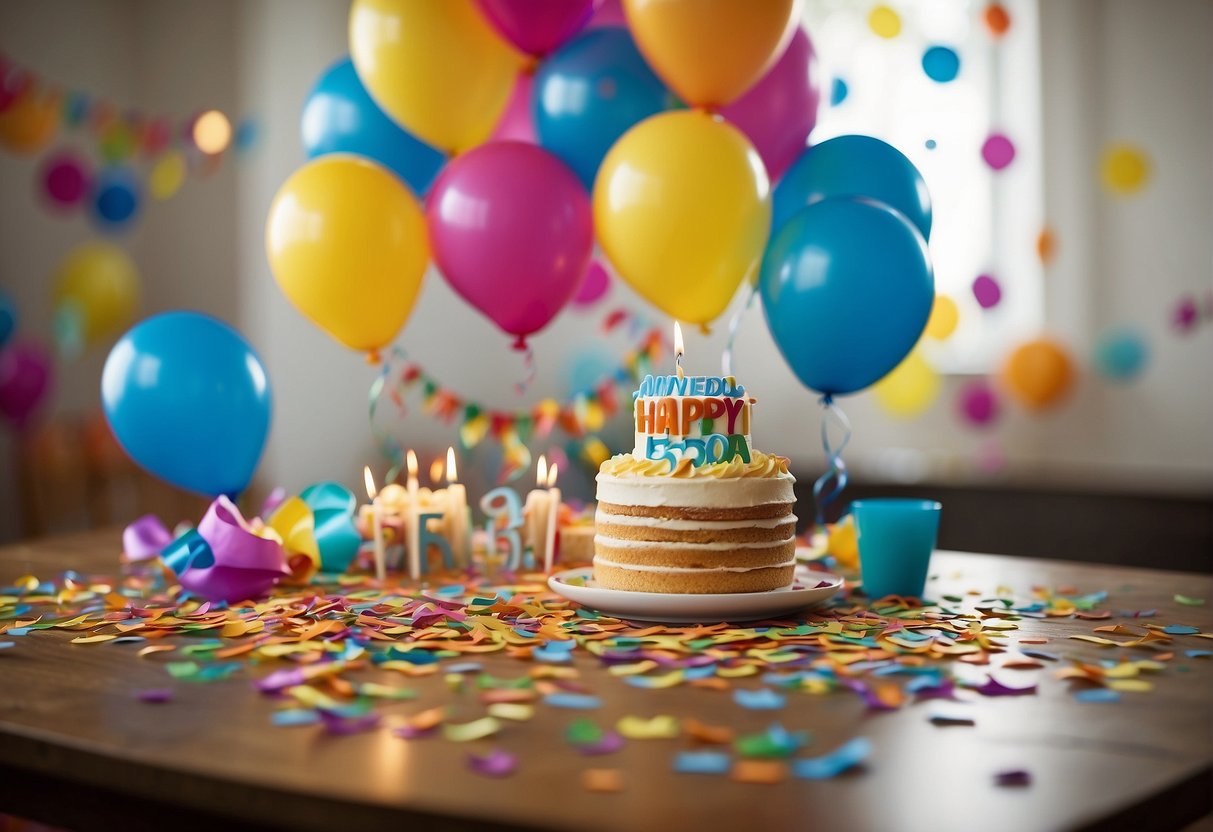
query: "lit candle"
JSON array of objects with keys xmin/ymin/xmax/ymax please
[
  {"xmin": 674, "ymin": 321, "xmax": 685, "ymax": 381},
  {"xmin": 363, "ymin": 466, "xmax": 386, "ymax": 582},
  {"xmin": 444, "ymin": 446, "xmax": 470, "ymax": 568},
  {"xmin": 523, "ymin": 455, "xmax": 549, "ymax": 568},
  {"xmin": 543, "ymin": 462, "xmax": 561, "ymax": 574},
  {"xmin": 406, "ymin": 450, "xmax": 421, "ymax": 578},
  {"xmin": 429, "ymin": 456, "xmax": 444, "ymax": 486}
]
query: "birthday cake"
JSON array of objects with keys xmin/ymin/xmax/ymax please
[{"xmin": 593, "ymin": 373, "xmax": 797, "ymax": 594}]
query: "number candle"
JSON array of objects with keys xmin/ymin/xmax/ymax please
[{"xmin": 363, "ymin": 466, "xmax": 386, "ymax": 582}]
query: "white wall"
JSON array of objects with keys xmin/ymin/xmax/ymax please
[{"xmin": 2, "ymin": 0, "xmax": 1210, "ymax": 543}]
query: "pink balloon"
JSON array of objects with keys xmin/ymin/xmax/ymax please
[
  {"xmin": 586, "ymin": 0, "xmax": 626, "ymax": 29},
  {"xmin": 0, "ymin": 338, "xmax": 54, "ymax": 431},
  {"xmin": 427, "ymin": 142, "xmax": 592, "ymax": 346},
  {"xmin": 476, "ymin": 0, "xmax": 601, "ymax": 57},
  {"xmin": 40, "ymin": 150, "xmax": 93, "ymax": 209},
  {"xmin": 489, "ymin": 71, "xmax": 537, "ymax": 144},
  {"xmin": 719, "ymin": 29, "xmax": 821, "ymax": 181},
  {"xmin": 572, "ymin": 260, "xmax": 611, "ymax": 307}
]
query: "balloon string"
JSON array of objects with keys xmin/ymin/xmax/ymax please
[
  {"xmin": 368, "ymin": 346, "xmax": 408, "ymax": 482},
  {"xmin": 812, "ymin": 394, "xmax": 852, "ymax": 529},
  {"xmin": 514, "ymin": 341, "xmax": 536, "ymax": 396},
  {"xmin": 721, "ymin": 283, "xmax": 758, "ymax": 377}
]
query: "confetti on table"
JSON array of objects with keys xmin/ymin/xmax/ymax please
[
  {"xmin": 928, "ymin": 708, "xmax": 975, "ymax": 727},
  {"xmin": 1175, "ymin": 595, "xmax": 1205, "ymax": 606},
  {"xmin": 272, "ymin": 709, "xmax": 320, "ymax": 727},
  {"xmin": 673, "ymin": 751, "xmax": 731, "ymax": 775},
  {"xmin": 1074, "ymin": 689, "xmax": 1121, "ymax": 704},
  {"xmin": 443, "ymin": 717, "xmax": 501, "ymax": 743},
  {"xmin": 136, "ymin": 688, "xmax": 173, "ymax": 703},
  {"xmin": 1163, "ymin": 625, "xmax": 1200, "ymax": 635},
  {"xmin": 971, "ymin": 676, "xmax": 1037, "ymax": 697},
  {"xmin": 734, "ymin": 724, "xmax": 809, "ymax": 759},
  {"xmin": 731, "ymin": 760, "xmax": 789, "ymax": 785},
  {"xmin": 582, "ymin": 768, "xmax": 624, "ymax": 793},
  {"xmin": 468, "ymin": 749, "xmax": 518, "ymax": 778},
  {"xmin": 995, "ymin": 769, "xmax": 1032, "ymax": 787},
  {"xmin": 683, "ymin": 718, "xmax": 734, "ymax": 745},
  {"xmin": 487, "ymin": 703, "xmax": 534, "ymax": 722},
  {"xmin": 733, "ymin": 688, "xmax": 786, "ymax": 710},
  {"xmin": 577, "ymin": 731, "xmax": 625, "ymax": 756},
  {"xmin": 791, "ymin": 738, "xmax": 872, "ymax": 780},
  {"xmin": 544, "ymin": 693, "xmax": 602, "ymax": 710},
  {"xmin": 617, "ymin": 715, "xmax": 680, "ymax": 740}
]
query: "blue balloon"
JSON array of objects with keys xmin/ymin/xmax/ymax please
[
  {"xmin": 102, "ymin": 311, "xmax": 272, "ymax": 497},
  {"xmin": 92, "ymin": 167, "xmax": 140, "ymax": 232},
  {"xmin": 830, "ymin": 77, "xmax": 848, "ymax": 106},
  {"xmin": 921, "ymin": 46, "xmax": 960, "ymax": 83},
  {"xmin": 773, "ymin": 135, "xmax": 932, "ymax": 239},
  {"xmin": 760, "ymin": 198, "xmax": 934, "ymax": 396},
  {"xmin": 302, "ymin": 58, "xmax": 446, "ymax": 196},
  {"xmin": 0, "ymin": 287, "xmax": 15, "ymax": 349},
  {"xmin": 534, "ymin": 27, "xmax": 672, "ymax": 190},
  {"xmin": 1094, "ymin": 328, "xmax": 1149, "ymax": 382}
]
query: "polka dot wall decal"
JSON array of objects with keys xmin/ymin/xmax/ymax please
[
  {"xmin": 957, "ymin": 379, "xmax": 1000, "ymax": 427},
  {"xmin": 1101, "ymin": 143, "xmax": 1151, "ymax": 195},
  {"xmin": 925, "ymin": 295, "xmax": 960, "ymax": 340},
  {"xmin": 922, "ymin": 46, "xmax": 960, "ymax": 83},
  {"xmin": 981, "ymin": 133, "xmax": 1015, "ymax": 170},
  {"xmin": 868, "ymin": 5, "xmax": 902, "ymax": 39},
  {"xmin": 1037, "ymin": 227, "xmax": 1056, "ymax": 264},
  {"xmin": 831, "ymin": 78, "xmax": 849, "ymax": 107},
  {"xmin": 1093, "ymin": 328, "xmax": 1149, "ymax": 382},
  {"xmin": 972, "ymin": 274, "xmax": 1002, "ymax": 309},
  {"xmin": 925, "ymin": 139, "xmax": 937, "ymax": 150},
  {"xmin": 983, "ymin": 3, "xmax": 1011, "ymax": 37},
  {"xmin": 1172, "ymin": 295, "xmax": 1198, "ymax": 334}
]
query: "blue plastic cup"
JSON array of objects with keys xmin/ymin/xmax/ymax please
[{"xmin": 852, "ymin": 499, "xmax": 942, "ymax": 599}]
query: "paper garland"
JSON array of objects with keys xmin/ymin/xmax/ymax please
[{"xmin": 370, "ymin": 308, "xmax": 666, "ymax": 482}]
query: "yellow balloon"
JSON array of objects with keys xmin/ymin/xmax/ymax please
[
  {"xmin": 873, "ymin": 350, "xmax": 940, "ymax": 418},
  {"xmin": 0, "ymin": 90, "xmax": 60, "ymax": 154},
  {"xmin": 622, "ymin": 0, "xmax": 798, "ymax": 109},
  {"xmin": 266, "ymin": 156, "xmax": 430, "ymax": 356},
  {"xmin": 52, "ymin": 242, "xmax": 140, "ymax": 345},
  {"xmin": 349, "ymin": 0, "xmax": 521, "ymax": 154},
  {"xmin": 925, "ymin": 294, "xmax": 959, "ymax": 340},
  {"xmin": 594, "ymin": 111, "xmax": 771, "ymax": 326}
]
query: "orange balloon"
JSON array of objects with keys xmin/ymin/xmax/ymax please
[
  {"xmin": 0, "ymin": 90, "xmax": 61, "ymax": 154},
  {"xmin": 622, "ymin": 0, "xmax": 800, "ymax": 109},
  {"xmin": 1001, "ymin": 338, "xmax": 1075, "ymax": 410}
]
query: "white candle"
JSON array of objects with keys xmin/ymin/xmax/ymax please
[
  {"xmin": 524, "ymin": 455, "xmax": 550, "ymax": 566},
  {"xmin": 543, "ymin": 462, "xmax": 561, "ymax": 574},
  {"xmin": 363, "ymin": 466, "xmax": 386, "ymax": 582},
  {"xmin": 406, "ymin": 449, "xmax": 421, "ymax": 579},
  {"xmin": 444, "ymin": 446, "xmax": 470, "ymax": 568},
  {"xmin": 674, "ymin": 321, "xmax": 685, "ymax": 381}
]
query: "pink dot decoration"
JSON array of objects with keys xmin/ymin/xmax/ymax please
[
  {"xmin": 1172, "ymin": 295, "xmax": 1198, "ymax": 334},
  {"xmin": 981, "ymin": 133, "xmax": 1015, "ymax": 171},
  {"xmin": 972, "ymin": 274, "xmax": 1002, "ymax": 309},
  {"xmin": 41, "ymin": 151, "xmax": 92, "ymax": 208},
  {"xmin": 571, "ymin": 260, "xmax": 611, "ymax": 308},
  {"xmin": 957, "ymin": 379, "xmax": 1000, "ymax": 427}
]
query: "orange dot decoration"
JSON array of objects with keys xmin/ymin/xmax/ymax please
[
  {"xmin": 1037, "ymin": 227, "xmax": 1056, "ymax": 265},
  {"xmin": 1000, "ymin": 338, "xmax": 1075, "ymax": 411},
  {"xmin": 984, "ymin": 3, "xmax": 1011, "ymax": 37}
]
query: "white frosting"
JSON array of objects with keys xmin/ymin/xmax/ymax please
[
  {"xmin": 594, "ymin": 534, "xmax": 792, "ymax": 551},
  {"xmin": 595, "ymin": 509, "xmax": 797, "ymax": 531},
  {"xmin": 595, "ymin": 471, "xmax": 795, "ymax": 509},
  {"xmin": 593, "ymin": 556, "xmax": 793, "ymax": 575}
]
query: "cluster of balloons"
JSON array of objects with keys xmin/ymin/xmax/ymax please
[
  {"xmin": 102, "ymin": 312, "xmax": 272, "ymax": 497},
  {"xmin": 267, "ymin": 0, "xmax": 830, "ymax": 360}
]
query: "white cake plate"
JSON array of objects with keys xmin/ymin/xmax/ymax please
[{"xmin": 547, "ymin": 565, "xmax": 844, "ymax": 624}]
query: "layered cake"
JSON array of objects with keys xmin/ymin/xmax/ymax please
[{"xmin": 594, "ymin": 373, "xmax": 796, "ymax": 593}]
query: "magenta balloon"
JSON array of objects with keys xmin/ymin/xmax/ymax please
[
  {"xmin": 719, "ymin": 28, "xmax": 821, "ymax": 181},
  {"xmin": 572, "ymin": 260, "xmax": 611, "ymax": 307},
  {"xmin": 427, "ymin": 141, "xmax": 592, "ymax": 345},
  {"xmin": 476, "ymin": 0, "xmax": 601, "ymax": 57},
  {"xmin": 0, "ymin": 339, "xmax": 54, "ymax": 430},
  {"xmin": 489, "ymin": 71, "xmax": 537, "ymax": 144},
  {"xmin": 586, "ymin": 0, "xmax": 626, "ymax": 28}
]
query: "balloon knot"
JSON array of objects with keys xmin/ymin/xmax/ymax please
[
  {"xmin": 699, "ymin": 323, "xmax": 711, "ymax": 336},
  {"xmin": 820, "ymin": 393, "xmax": 834, "ymax": 407},
  {"xmin": 366, "ymin": 350, "xmax": 382, "ymax": 366},
  {"xmin": 511, "ymin": 335, "xmax": 529, "ymax": 351}
]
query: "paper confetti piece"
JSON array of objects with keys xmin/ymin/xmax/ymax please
[
  {"xmin": 318, "ymin": 710, "xmax": 381, "ymax": 735},
  {"xmin": 1185, "ymin": 650, "xmax": 1212, "ymax": 659},
  {"xmin": 577, "ymin": 731, "xmax": 625, "ymax": 756},
  {"xmin": 566, "ymin": 718, "xmax": 603, "ymax": 746},
  {"xmin": 582, "ymin": 769, "xmax": 624, "ymax": 793},
  {"xmin": 683, "ymin": 718, "xmax": 734, "ymax": 745},
  {"xmin": 928, "ymin": 708, "xmax": 975, "ymax": 727},
  {"xmin": 1074, "ymin": 689, "xmax": 1121, "ymax": 704},
  {"xmin": 137, "ymin": 688, "xmax": 173, "ymax": 703},
  {"xmin": 71, "ymin": 634, "xmax": 118, "ymax": 644},
  {"xmin": 731, "ymin": 759, "xmax": 789, "ymax": 785},
  {"xmin": 972, "ymin": 676, "xmax": 1036, "ymax": 697},
  {"xmin": 272, "ymin": 709, "xmax": 320, "ymax": 727},
  {"xmin": 995, "ymin": 769, "xmax": 1032, "ymax": 787},
  {"xmin": 625, "ymin": 670, "xmax": 685, "ymax": 689},
  {"xmin": 734, "ymin": 724, "xmax": 809, "ymax": 759},
  {"xmin": 0, "ymin": 641, "xmax": 15, "ymax": 650},
  {"xmin": 1163, "ymin": 625, "xmax": 1200, "ymax": 635},
  {"xmin": 674, "ymin": 751, "xmax": 731, "ymax": 775},
  {"xmin": 617, "ymin": 715, "xmax": 680, "ymax": 740},
  {"xmin": 468, "ymin": 749, "xmax": 518, "ymax": 778},
  {"xmin": 443, "ymin": 717, "xmax": 501, "ymax": 742},
  {"xmin": 165, "ymin": 661, "xmax": 200, "ymax": 679},
  {"xmin": 544, "ymin": 692, "xmax": 602, "ymax": 710},
  {"xmin": 733, "ymin": 688, "xmax": 786, "ymax": 710},
  {"xmin": 791, "ymin": 738, "xmax": 872, "ymax": 780},
  {"xmin": 1174, "ymin": 595, "xmax": 1204, "ymax": 606},
  {"xmin": 487, "ymin": 703, "xmax": 534, "ymax": 721}
]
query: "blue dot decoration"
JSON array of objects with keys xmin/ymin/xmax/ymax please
[
  {"xmin": 91, "ymin": 167, "xmax": 141, "ymax": 232},
  {"xmin": 830, "ymin": 78, "xmax": 849, "ymax": 107},
  {"xmin": 1093, "ymin": 328, "xmax": 1149, "ymax": 382},
  {"xmin": 925, "ymin": 139, "xmax": 937, "ymax": 150},
  {"xmin": 922, "ymin": 46, "xmax": 961, "ymax": 83}
]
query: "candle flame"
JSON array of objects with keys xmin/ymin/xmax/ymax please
[
  {"xmin": 429, "ymin": 458, "xmax": 444, "ymax": 484},
  {"xmin": 536, "ymin": 454, "xmax": 548, "ymax": 487},
  {"xmin": 674, "ymin": 321, "xmax": 684, "ymax": 359},
  {"xmin": 363, "ymin": 465, "xmax": 377, "ymax": 500},
  {"xmin": 547, "ymin": 462, "xmax": 559, "ymax": 488},
  {"xmin": 446, "ymin": 446, "xmax": 458, "ymax": 483},
  {"xmin": 406, "ymin": 449, "xmax": 418, "ymax": 484}
]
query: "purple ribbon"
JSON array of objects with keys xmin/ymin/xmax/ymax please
[
  {"xmin": 123, "ymin": 514, "xmax": 173, "ymax": 562},
  {"xmin": 164, "ymin": 496, "xmax": 290, "ymax": 603}
]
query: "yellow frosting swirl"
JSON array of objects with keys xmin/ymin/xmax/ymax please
[{"xmin": 599, "ymin": 450, "xmax": 791, "ymax": 479}]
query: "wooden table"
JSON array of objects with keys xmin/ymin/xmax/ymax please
[{"xmin": 0, "ymin": 530, "xmax": 1210, "ymax": 832}]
